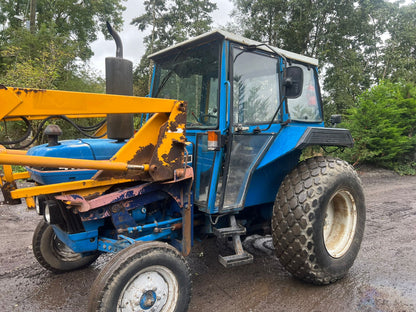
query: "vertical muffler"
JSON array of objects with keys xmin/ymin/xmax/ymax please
[{"xmin": 105, "ymin": 22, "xmax": 134, "ymax": 141}]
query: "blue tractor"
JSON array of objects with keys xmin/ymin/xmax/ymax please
[{"xmin": 0, "ymin": 30, "xmax": 365, "ymax": 311}]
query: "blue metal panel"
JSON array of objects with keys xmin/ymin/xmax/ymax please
[
  {"xmin": 82, "ymin": 219, "xmax": 105, "ymax": 232},
  {"xmin": 205, "ymin": 40, "xmax": 229, "ymax": 214},
  {"xmin": 52, "ymin": 225, "xmax": 98, "ymax": 253},
  {"xmin": 98, "ymin": 230, "xmax": 176, "ymax": 253},
  {"xmin": 219, "ymin": 40, "xmax": 229, "ymax": 132},
  {"xmin": 244, "ymin": 150, "xmax": 301, "ymax": 207},
  {"xmin": 26, "ymin": 167, "xmax": 97, "ymax": 184},
  {"xmin": 258, "ymin": 123, "xmax": 322, "ymax": 169},
  {"xmin": 27, "ymin": 139, "xmax": 95, "ymax": 159},
  {"xmin": 26, "ymin": 139, "xmax": 125, "ymax": 184},
  {"xmin": 81, "ymin": 139, "xmax": 125, "ymax": 160},
  {"xmin": 27, "ymin": 139, "xmax": 124, "ymax": 160}
]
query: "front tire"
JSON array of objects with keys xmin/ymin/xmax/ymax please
[
  {"xmin": 32, "ymin": 220, "xmax": 99, "ymax": 273},
  {"xmin": 272, "ymin": 156, "xmax": 365, "ymax": 285},
  {"xmin": 88, "ymin": 241, "xmax": 192, "ymax": 312}
]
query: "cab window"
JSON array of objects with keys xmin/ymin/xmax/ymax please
[{"xmin": 232, "ymin": 47, "xmax": 280, "ymax": 125}]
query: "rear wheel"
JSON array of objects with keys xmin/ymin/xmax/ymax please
[
  {"xmin": 272, "ymin": 156, "xmax": 365, "ymax": 284},
  {"xmin": 32, "ymin": 219, "xmax": 99, "ymax": 273},
  {"xmin": 88, "ymin": 241, "xmax": 192, "ymax": 312}
]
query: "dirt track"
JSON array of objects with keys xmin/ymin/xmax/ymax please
[{"xmin": 0, "ymin": 169, "xmax": 415, "ymax": 312}]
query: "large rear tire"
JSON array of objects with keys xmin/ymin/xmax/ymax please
[
  {"xmin": 32, "ymin": 219, "xmax": 99, "ymax": 273},
  {"xmin": 272, "ymin": 156, "xmax": 365, "ymax": 285},
  {"xmin": 88, "ymin": 241, "xmax": 192, "ymax": 312}
]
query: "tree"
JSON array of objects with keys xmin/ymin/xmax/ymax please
[
  {"xmin": 0, "ymin": 0, "xmax": 124, "ymax": 90},
  {"xmin": 382, "ymin": 3, "xmax": 416, "ymax": 83},
  {"xmin": 0, "ymin": 1, "xmax": 120, "ymax": 146},
  {"xmin": 131, "ymin": 0, "xmax": 217, "ymax": 96},
  {"xmin": 337, "ymin": 80, "xmax": 416, "ymax": 174},
  {"xmin": 0, "ymin": 0, "xmax": 125, "ymax": 60},
  {"xmin": 230, "ymin": 0, "xmax": 392, "ymax": 115}
]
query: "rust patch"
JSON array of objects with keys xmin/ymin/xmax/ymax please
[
  {"xmin": 94, "ymin": 144, "xmax": 155, "ymax": 181},
  {"xmin": 148, "ymin": 106, "xmax": 187, "ymax": 181},
  {"xmin": 167, "ymin": 104, "xmax": 187, "ymax": 133},
  {"xmin": 14, "ymin": 87, "xmax": 46, "ymax": 94},
  {"xmin": 0, "ymin": 182, "xmax": 21, "ymax": 205},
  {"xmin": 129, "ymin": 143, "xmax": 156, "ymax": 165}
]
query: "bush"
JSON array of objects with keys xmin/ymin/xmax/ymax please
[{"xmin": 337, "ymin": 80, "xmax": 416, "ymax": 173}]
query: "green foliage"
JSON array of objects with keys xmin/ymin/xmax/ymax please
[
  {"xmin": 0, "ymin": 1, "xmax": 115, "ymax": 145},
  {"xmin": 0, "ymin": 0, "xmax": 124, "ymax": 90},
  {"xmin": 382, "ymin": 3, "xmax": 416, "ymax": 83},
  {"xmin": 131, "ymin": 0, "xmax": 217, "ymax": 96},
  {"xmin": 230, "ymin": 0, "xmax": 409, "ymax": 115},
  {"xmin": 337, "ymin": 81, "xmax": 416, "ymax": 173},
  {"xmin": 0, "ymin": 0, "xmax": 125, "ymax": 60}
]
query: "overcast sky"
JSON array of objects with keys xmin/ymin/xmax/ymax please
[{"xmin": 89, "ymin": 0, "xmax": 234, "ymax": 76}]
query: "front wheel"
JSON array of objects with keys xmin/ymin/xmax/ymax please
[
  {"xmin": 272, "ymin": 156, "xmax": 365, "ymax": 285},
  {"xmin": 88, "ymin": 241, "xmax": 192, "ymax": 312},
  {"xmin": 32, "ymin": 219, "xmax": 99, "ymax": 273}
]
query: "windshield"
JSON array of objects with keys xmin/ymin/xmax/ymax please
[{"xmin": 152, "ymin": 41, "xmax": 220, "ymax": 128}]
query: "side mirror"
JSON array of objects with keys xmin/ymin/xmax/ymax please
[{"xmin": 284, "ymin": 66, "xmax": 303, "ymax": 98}]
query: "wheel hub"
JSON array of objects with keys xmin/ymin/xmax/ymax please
[
  {"xmin": 323, "ymin": 189, "xmax": 357, "ymax": 258},
  {"xmin": 140, "ymin": 290, "xmax": 157, "ymax": 309},
  {"xmin": 118, "ymin": 265, "xmax": 178, "ymax": 312}
]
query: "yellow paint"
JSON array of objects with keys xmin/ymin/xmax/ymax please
[
  {"xmin": 0, "ymin": 87, "xmax": 176, "ymax": 118},
  {"xmin": 2, "ymin": 164, "xmax": 14, "ymax": 182},
  {"xmin": 0, "ymin": 147, "xmax": 27, "ymax": 155},
  {"xmin": 3, "ymin": 115, "xmax": 106, "ymax": 121},
  {"xmin": 0, "ymin": 153, "xmax": 140, "ymax": 171},
  {"xmin": 0, "ymin": 87, "xmax": 188, "ymax": 201},
  {"xmin": 0, "ymin": 87, "xmax": 23, "ymax": 120},
  {"xmin": 13, "ymin": 171, "xmax": 30, "ymax": 180},
  {"xmin": 156, "ymin": 102, "xmax": 187, "ymax": 167},
  {"xmin": 93, "ymin": 123, "xmax": 108, "ymax": 138},
  {"xmin": 102, "ymin": 113, "xmax": 168, "ymax": 165},
  {"xmin": 11, "ymin": 177, "xmax": 134, "ymax": 199},
  {"xmin": 25, "ymin": 196, "xmax": 35, "ymax": 209}
]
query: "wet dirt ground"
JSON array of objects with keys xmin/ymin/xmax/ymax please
[{"xmin": 0, "ymin": 168, "xmax": 415, "ymax": 312}]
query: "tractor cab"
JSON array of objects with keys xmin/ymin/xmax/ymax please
[{"xmin": 149, "ymin": 30, "xmax": 339, "ymax": 217}]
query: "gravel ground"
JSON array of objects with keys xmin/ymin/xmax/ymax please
[{"xmin": 0, "ymin": 168, "xmax": 415, "ymax": 312}]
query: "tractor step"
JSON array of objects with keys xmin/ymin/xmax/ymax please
[
  {"xmin": 213, "ymin": 224, "xmax": 246, "ymax": 237},
  {"xmin": 218, "ymin": 252, "xmax": 254, "ymax": 268},
  {"xmin": 214, "ymin": 215, "xmax": 253, "ymax": 268}
]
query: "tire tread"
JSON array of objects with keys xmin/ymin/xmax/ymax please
[{"xmin": 272, "ymin": 156, "xmax": 364, "ymax": 285}]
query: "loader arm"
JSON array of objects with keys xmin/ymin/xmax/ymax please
[{"xmin": 0, "ymin": 86, "xmax": 188, "ymax": 205}]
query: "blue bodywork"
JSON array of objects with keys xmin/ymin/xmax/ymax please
[
  {"xmin": 29, "ymin": 34, "xmax": 338, "ymax": 255},
  {"xmin": 27, "ymin": 139, "xmax": 124, "ymax": 184}
]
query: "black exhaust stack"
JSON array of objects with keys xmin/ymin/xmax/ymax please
[{"xmin": 105, "ymin": 22, "xmax": 134, "ymax": 141}]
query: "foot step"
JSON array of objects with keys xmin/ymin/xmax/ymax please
[
  {"xmin": 218, "ymin": 253, "xmax": 253, "ymax": 268},
  {"xmin": 214, "ymin": 215, "xmax": 253, "ymax": 268},
  {"xmin": 213, "ymin": 225, "xmax": 246, "ymax": 237}
]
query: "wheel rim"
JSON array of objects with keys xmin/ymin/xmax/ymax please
[
  {"xmin": 118, "ymin": 265, "xmax": 179, "ymax": 312},
  {"xmin": 51, "ymin": 233, "xmax": 83, "ymax": 261},
  {"xmin": 323, "ymin": 189, "xmax": 357, "ymax": 258}
]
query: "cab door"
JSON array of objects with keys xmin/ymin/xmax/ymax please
[{"xmin": 213, "ymin": 46, "xmax": 281, "ymax": 212}]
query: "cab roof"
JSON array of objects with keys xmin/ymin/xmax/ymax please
[{"xmin": 148, "ymin": 29, "xmax": 318, "ymax": 66}]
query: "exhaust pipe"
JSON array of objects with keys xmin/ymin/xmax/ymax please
[{"xmin": 105, "ymin": 22, "xmax": 134, "ymax": 142}]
